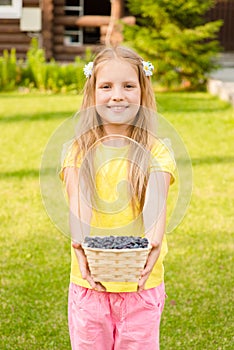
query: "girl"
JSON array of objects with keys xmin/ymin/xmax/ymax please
[{"xmin": 61, "ymin": 46, "xmax": 176, "ymax": 350}]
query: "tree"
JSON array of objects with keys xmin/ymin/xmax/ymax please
[{"xmin": 124, "ymin": 0, "xmax": 223, "ymax": 89}]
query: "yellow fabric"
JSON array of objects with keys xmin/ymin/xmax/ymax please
[{"xmin": 61, "ymin": 138, "xmax": 176, "ymax": 292}]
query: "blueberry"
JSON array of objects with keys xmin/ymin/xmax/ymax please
[{"xmin": 84, "ymin": 235, "xmax": 149, "ymax": 249}]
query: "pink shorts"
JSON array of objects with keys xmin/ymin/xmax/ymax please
[{"xmin": 68, "ymin": 282, "xmax": 166, "ymax": 350}]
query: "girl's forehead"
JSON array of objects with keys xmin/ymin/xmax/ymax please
[{"xmin": 96, "ymin": 59, "xmax": 138, "ymax": 79}]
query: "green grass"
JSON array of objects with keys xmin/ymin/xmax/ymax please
[{"xmin": 0, "ymin": 92, "xmax": 233, "ymax": 349}]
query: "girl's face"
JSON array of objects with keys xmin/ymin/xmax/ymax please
[{"xmin": 95, "ymin": 59, "xmax": 141, "ymax": 135}]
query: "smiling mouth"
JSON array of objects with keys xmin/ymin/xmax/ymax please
[{"xmin": 107, "ymin": 105, "xmax": 128, "ymax": 112}]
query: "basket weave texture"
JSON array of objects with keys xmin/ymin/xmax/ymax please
[{"xmin": 82, "ymin": 245, "xmax": 152, "ymax": 282}]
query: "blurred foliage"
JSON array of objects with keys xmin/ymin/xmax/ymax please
[
  {"xmin": 0, "ymin": 38, "xmax": 89, "ymax": 93},
  {"xmin": 124, "ymin": 0, "xmax": 223, "ymax": 89}
]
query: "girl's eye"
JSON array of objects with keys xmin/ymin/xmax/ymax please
[
  {"xmin": 101, "ymin": 84, "xmax": 111, "ymax": 89},
  {"xmin": 125, "ymin": 84, "xmax": 134, "ymax": 89}
]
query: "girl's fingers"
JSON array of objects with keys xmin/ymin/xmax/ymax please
[
  {"xmin": 137, "ymin": 244, "xmax": 161, "ymax": 291},
  {"xmin": 73, "ymin": 243, "xmax": 106, "ymax": 292},
  {"xmin": 81, "ymin": 270, "xmax": 106, "ymax": 291},
  {"xmin": 138, "ymin": 272, "xmax": 150, "ymax": 292},
  {"xmin": 93, "ymin": 282, "xmax": 106, "ymax": 292},
  {"xmin": 141, "ymin": 248, "xmax": 158, "ymax": 275},
  {"xmin": 85, "ymin": 274, "xmax": 98, "ymax": 289},
  {"xmin": 72, "ymin": 242, "xmax": 82, "ymax": 249}
]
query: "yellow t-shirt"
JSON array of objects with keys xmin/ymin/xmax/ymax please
[{"xmin": 61, "ymin": 138, "xmax": 176, "ymax": 292}]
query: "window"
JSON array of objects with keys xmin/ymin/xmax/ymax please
[
  {"xmin": 64, "ymin": 0, "xmax": 84, "ymax": 46},
  {"xmin": 83, "ymin": 0, "xmax": 110, "ymax": 44},
  {"xmin": 0, "ymin": 0, "xmax": 22, "ymax": 19},
  {"xmin": 64, "ymin": 0, "xmax": 111, "ymax": 46}
]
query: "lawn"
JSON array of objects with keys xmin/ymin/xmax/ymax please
[{"xmin": 0, "ymin": 91, "xmax": 233, "ymax": 349}]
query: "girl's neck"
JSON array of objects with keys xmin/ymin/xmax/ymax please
[
  {"xmin": 102, "ymin": 137, "xmax": 129, "ymax": 147},
  {"xmin": 102, "ymin": 124, "xmax": 133, "ymax": 147},
  {"xmin": 103, "ymin": 124, "xmax": 132, "ymax": 138}
]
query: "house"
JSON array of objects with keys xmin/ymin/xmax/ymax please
[
  {"xmin": 0, "ymin": 0, "xmax": 233, "ymax": 62},
  {"xmin": 0, "ymin": 0, "xmax": 134, "ymax": 61}
]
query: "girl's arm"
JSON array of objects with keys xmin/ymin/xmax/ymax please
[
  {"xmin": 64, "ymin": 167, "xmax": 91, "ymax": 243},
  {"xmin": 64, "ymin": 167, "xmax": 106, "ymax": 291},
  {"xmin": 138, "ymin": 171, "xmax": 171, "ymax": 292}
]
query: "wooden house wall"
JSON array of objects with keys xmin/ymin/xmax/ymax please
[
  {"xmin": 0, "ymin": 0, "xmax": 40, "ymax": 58},
  {"xmin": 0, "ymin": 0, "xmax": 233, "ymax": 62},
  {"xmin": 206, "ymin": 0, "xmax": 234, "ymax": 51},
  {"xmin": 52, "ymin": 0, "xmax": 112, "ymax": 61},
  {"xmin": 53, "ymin": 0, "xmax": 86, "ymax": 61}
]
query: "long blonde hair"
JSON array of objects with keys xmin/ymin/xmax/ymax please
[{"xmin": 75, "ymin": 46, "xmax": 157, "ymax": 213}]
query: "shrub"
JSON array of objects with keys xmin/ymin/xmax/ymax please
[
  {"xmin": 0, "ymin": 49, "xmax": 19, "ymax": 91},
  {"xmin": 0, "ymin": 39, "xmax": 87, "ymax": 93},
  {"xmin": 124, "ymin": 0, "xmax": 223, "ymax": 89}
]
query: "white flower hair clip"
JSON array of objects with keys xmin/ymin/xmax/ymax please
[
  {"xmin": 142, "ymin": 61, "xmax": 154, "ymax": 76},
  {"xmin": 83, "ymin": 61, "xmax": 93, "ymax": 78}
]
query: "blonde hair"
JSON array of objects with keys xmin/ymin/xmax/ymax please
[
  {"xmin": 81, "ymin": 46, "xmax": 156, "ymax": 111},
  {"xmin": 75, "ymin": 46, "xmax": 157, "ymax": 213}
]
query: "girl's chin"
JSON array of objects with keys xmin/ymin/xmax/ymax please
[
  {"xmin": 98, "ymin": 112, "xmax": 137, "ymax": 126},
  {"xmin": 101, "ymin": 118, "xmax": 134, "ymax": 127},
  {"xmin": 96, "ymin": 105, "xmax": 140, "ymax": 125}
]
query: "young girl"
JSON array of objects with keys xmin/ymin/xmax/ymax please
[{"xmin": 61, "ymin": 46, "xmax": 175, "ymax": 350}]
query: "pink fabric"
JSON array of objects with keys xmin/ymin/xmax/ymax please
[{"xmin": 68, "ymin": 282, "xmax": 166, "ymax": 350}]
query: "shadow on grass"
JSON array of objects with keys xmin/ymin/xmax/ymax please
[
  {"xmin": 1, "ymin": 156, "xmax": 234, "ymax": 181},
  {"xmin": 157, "ymin": 92, "xmax": 232, "ymax": 113},
  {"xmin": 192, "ymin": 156, "xmax": 234, "ymax": 166},
  {"xmin": 0, "ymin": 169, "xmax": 39, "ymax": 179},
  {"xmin": 0, "ymin": 167, "xmax": 61, "ymax": 179},
  {"xmin": 0, "ymin": 111, "xmax": 75, "ymax": 123}
]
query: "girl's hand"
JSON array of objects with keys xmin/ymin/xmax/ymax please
[
  {"xmin": 72, "ymin": 243, "xmax": 106, "ymax": 292},
  {"xmin": 137, "ymin": 242, "xmax": 161, "ymax": 292}
]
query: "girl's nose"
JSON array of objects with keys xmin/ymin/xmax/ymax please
[
  {"xmin": 111, "ymin": 87, "xmax": 124, "ymax": 101},
  {"xmin": 112, "ymin": 96, "xmax": 124, "ymax": 102}
]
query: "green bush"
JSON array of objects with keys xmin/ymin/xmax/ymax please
[
  {"xmin": 124, "ymin": 0, "xmax": 223, "ymax": 89},
  {"xmin": 24, "ymin": 37, "xmax": 47, "ymax": 90},
  {"xmin": 0, "ymin": 48, "xmax": 19, "ymax": 91},
  {"xmin": 0, "ymin": 38, "xmax": 87, "ymax": 93}
]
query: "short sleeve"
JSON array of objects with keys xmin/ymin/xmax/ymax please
[
  {"xmin": 59, "ymin": 139, "xmax": 82, "ymax": 181},
  {"xmin": 150, "ymin": 138, "xmax": 176, "ymax": 184}
]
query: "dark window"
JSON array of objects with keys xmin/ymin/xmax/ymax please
[{"xmin": 64, "ymin": 0, "xmax": 112, "ymax": 45}]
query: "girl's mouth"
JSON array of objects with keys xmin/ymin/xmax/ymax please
[{"xmin": 107, "ymin": 105, "xmax": 129, "ymax": 113}]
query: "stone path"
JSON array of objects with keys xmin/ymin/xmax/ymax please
[{"xmin": 207, "ymin": 52, "xmax": 234, "ymax": 106}]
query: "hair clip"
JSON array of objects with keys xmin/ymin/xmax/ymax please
[
  {"xmin": 142, "ymin": 61, "xmax": 154, "ymax": 76},
  {"xmin": 83, "ymin": 62, "xmax": 93, "ymax": 78}
]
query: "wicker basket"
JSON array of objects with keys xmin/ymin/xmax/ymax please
[{"xmin": 82, "ymin": 244, "xmax": 152, "ymax": 282}]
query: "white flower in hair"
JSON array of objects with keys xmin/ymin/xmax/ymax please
[
  {"xmin": 83, "ymin": 61, "xmax": 93, "ymax": 78},
  {"xmin": 142, "ymin": 61, "xmax": 154, "ymax": 76}
]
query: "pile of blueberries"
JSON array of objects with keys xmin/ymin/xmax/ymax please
[{"xmin": 83, "ymin": 236, "xmax": 149, "ymax": 249}]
